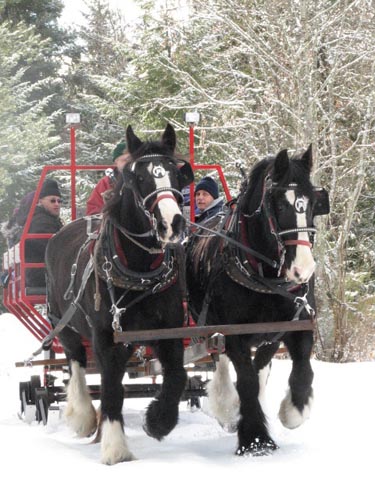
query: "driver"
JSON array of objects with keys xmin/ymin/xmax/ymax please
[{"xmin": 86, "ymin": 141, "xmax": 130, "ymax": 215}]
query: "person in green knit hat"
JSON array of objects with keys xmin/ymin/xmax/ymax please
[{"xmin": 86, "ymin": 140, "xmax": 130, "ymax": 215}]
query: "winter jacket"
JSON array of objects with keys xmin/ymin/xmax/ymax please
[
  {"xmin": 195, "ymin": 197, "xmax": 224, "ymax": 224},
  {"xmin": 86, "ymin": 169, "xmax": 119, "ymax": 216},
  {"xmin": 25, "ymin": 205, "xmax": 63, "ymax": 287}
]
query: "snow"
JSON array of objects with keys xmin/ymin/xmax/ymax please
[{"xmin": 0, "ymin": 312, "xmax": 374, "ymax": 498}]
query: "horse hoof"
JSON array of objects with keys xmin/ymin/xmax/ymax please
[
  {"xmin": 143, "ymin": 400, "xmax": 178, "ymax": 440},
  {"xmin": 142, "ymin": 417, "xmax": 170, "ymax": 441},
  {"xmin": 101, "ymin": 420, "xmax": 136, "ymax": 465},
  {"xmin": 235, "ymin": 437, "xmax": 279, "ymax": 457},
  {"xmin": 65, "ymin": 404, "xmax": 97, "ymax": 438},
  {"xmin": 221, "ymin": 421, "xmax": 238, "ymax": 434},
  {"xmin": 279, "ymin": 389, "xmax": 313, "ymax": 429},
  {"xmin": 101, "ymin": 449, "xmax": 136, "ymax": 465},
  {"xmin": 142, "ymin": 421, "xmax": 163, "ymax": 441}
]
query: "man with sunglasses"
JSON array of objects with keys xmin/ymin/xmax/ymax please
[{"xmin": 25, "ymin": 179, "xmax": 63, "ymax": 287}]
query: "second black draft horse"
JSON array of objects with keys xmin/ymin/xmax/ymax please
[
  {"xmin": 45, "ymin": 124, "xmax": 194, "ymax": 464},
  {"xmin": 186, "ymin": 146, "xmax": 329, "ymax": 455}
]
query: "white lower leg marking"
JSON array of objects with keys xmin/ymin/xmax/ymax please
[
  {"xmin": 278, "ymin": 388, "xmax": 314, "ymax": 429},
  {"xmin": 101, "ymin": 419, "xmax": 135, "ymax": 465},
  {"xmin": 258, "ymin": 363, "xmax": 271, "ymax": 408},
  {"xmin": 207, "ymin": 354, "xmax": 239, "ymax": 432},
  {"xmin": 65, "ymin": 360, "xmax": 97, "ymax": 437}
]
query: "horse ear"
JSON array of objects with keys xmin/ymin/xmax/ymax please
[
  {"xmin": 273, "ymin": 149, "xmax": 289, "ymax": 182},
  {"xmin": 301, "ymin": 144, "xmax": 313, "ymax": 172},
  {"xmin": 126, "ymin": 125, "xmax": 143, "ymax": 154},
  {"xmin": 313, "ymin": 188, "xmax": 330, "ymax": 216},
  {"xmin": 161, "ymin": 123, "xmax": 176, "ymax": 153}
]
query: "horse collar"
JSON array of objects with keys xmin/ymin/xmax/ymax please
[
  {"xmin": 220, "ymin": 203, "xmax": 302, "ymax": 297},
  {"xmin": 94, "ymin": 219, "xmax": 178, "ymax": 292}
]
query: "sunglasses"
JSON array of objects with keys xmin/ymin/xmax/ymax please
[{"xmin": 48, "ymin": 198, "xmax": 62, "ymax": 204}]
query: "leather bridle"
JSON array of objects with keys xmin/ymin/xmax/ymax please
[
  {"xmin": 246, "ymin": 176, "xmax": 317, "ymax": 261},
  {"xmin": 120, "ymin": 154, "xmax": 186, "ymax": 245},
  {"xmin": 125, "ymin": 154, "xmax": 185, "ymax": 213}
]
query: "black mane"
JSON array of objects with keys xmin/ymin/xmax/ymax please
[{"xmin": 131, "ymin": 139, "xmax": 175, "ymax": 160}]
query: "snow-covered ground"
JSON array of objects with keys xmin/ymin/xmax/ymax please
[{"xmin": 0, "ymin": 312, "xmax": 374, "ymax": 499}]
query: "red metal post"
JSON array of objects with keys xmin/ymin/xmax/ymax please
[
  {"xmin": 189, "ymin": 124, "xmax": 195, "ymax": 166},
  {"xmin": 70, "ymin": 126, "xmax": 77, "ymax": 220},
  {"xmin": 189, "ymin": 125, "xmax": 196, "ymax": 221}
]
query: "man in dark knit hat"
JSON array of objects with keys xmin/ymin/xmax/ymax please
[
  {"xmin": 194, "ymin": 176, "xmax": 224, "ymax": 223},
  {"xmin": 25, "ymin": 179, "xmax": 63, "ymax": 287},
  {"xmin": 86, "ymin": 140, "xmax": 130, "ymax": 215}
]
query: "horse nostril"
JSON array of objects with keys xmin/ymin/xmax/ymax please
[
  {"xmin": 293, "ymin": 267, "xmax": 302, "ymax": 279},
  {"xmin": 157, "ymin": 219, "xmax": 168, "ymax": 234},
  {"xmin": 172, "ymin": 214, "xmax": 186, "ymax": 235}
]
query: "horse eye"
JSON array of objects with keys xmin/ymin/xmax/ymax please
[
  {"xmin": 137, "ymin": 175, "xmax": 144, "ymax": 183},
  {"xmin": 275, "ymin": 200, "xmax": 287, "ymax": 212}
]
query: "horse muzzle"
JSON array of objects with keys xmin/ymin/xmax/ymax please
[
  {"xmin": 158, "ymin": 213, "xmax": 186, "ymax": 244},
  {"xmin": 285, "ymin": 252, "xmax": 316, "ymax": 284}
]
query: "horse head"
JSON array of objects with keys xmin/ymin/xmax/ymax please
[
  {"xmin": 111, "ymin": 124, "xmax": 194, "ymax": 246},
  {"xmin": 244, "ymin": 145, "xmax": 329, "ymax": 284}
]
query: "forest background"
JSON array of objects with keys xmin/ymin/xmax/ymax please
[{"xmin": 0, "ymin": 0, "xmax": 374, "ymax": 362}]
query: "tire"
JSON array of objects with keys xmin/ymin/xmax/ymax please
[
  {"xmin": 35, "ymin": 388, "xmax": 49, "ymax": 424},
  {"xmin": 29, "ymin": 375, "xmax": 41, "ymax": 405}
]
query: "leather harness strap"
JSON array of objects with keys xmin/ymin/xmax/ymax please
[{"xmin": 284, "ymin": 239, "xmax": 312, "ymax": 248}]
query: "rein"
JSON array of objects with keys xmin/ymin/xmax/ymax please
[
  {"xmin": 108, "ymin": 216, "xmax": 162, "ymax": 254},
  {"xmin": 188, "ymin": 215, "xmax": 279, "ymax": 270}
]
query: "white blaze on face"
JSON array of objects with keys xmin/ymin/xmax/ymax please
[
  {"xmin": 284, "ymin": 190, "xmax": 316, "ymax": 283},
  {"xmin": 147, "ymin": 163, "xmax": 182, "ymax": 242}
]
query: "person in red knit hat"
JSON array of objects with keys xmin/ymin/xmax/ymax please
[{"xmin": 86, "ymin": 141, "xmax": 130, "ymax": 215}]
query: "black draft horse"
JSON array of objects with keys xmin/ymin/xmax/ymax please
[
  {"xmin": 45, "ymin": 124, "xmax": 194, "ymax": 464},
  {"xmin": 186, "ymin": 146, "xmax": 329, "ymax": 455}
]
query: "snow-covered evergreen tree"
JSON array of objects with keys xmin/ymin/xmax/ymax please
[{"xmin": 0, "ymin": 22, "xmax": 59, "ymax": 219}]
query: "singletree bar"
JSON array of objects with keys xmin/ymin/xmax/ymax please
[{"xmin": 114, "ymin": 319, "xmax": 315, "ymax": 343}]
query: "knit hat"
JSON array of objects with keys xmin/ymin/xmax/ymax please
[
  {"xmin": 194, "ymin": 176, "xmax": 219, "ymax": 199},
  {"xmin": 39, "ymin": 179, "xmax": 61, "ymax": 199},
  {"xmin": 112, "ymin": 141, "xmax": 127, "ymax": 162}
]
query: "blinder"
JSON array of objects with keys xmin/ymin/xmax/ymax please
[
  {"xmin": 313, "ymin": 188, "xmax": 330, "ymax": 217},
  {"xmin": 177, "ymin": 160, "xmax": 194, "ymax": 190},
  {"xmin": 122, "ymin": 166, "xmax": 136, "ymax": 187}
]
